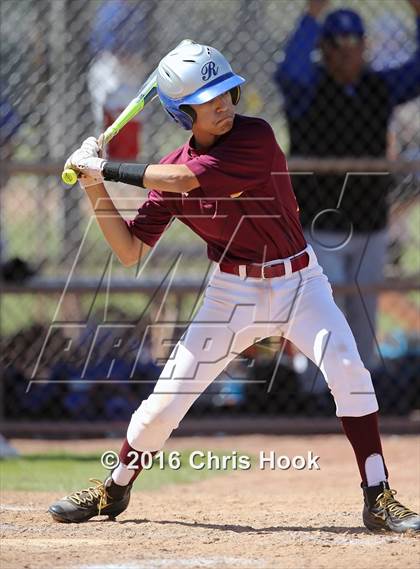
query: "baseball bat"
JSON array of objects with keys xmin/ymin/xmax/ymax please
[
  {"xmin": 62, "ymin": 39, "xmax": 195, "ymax": 186},
  {"xmin": 61, "ymin": 69, "xmax": 158, "ymax": 185}
]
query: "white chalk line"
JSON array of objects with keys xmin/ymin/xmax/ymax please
[
  {"xmin": 0, "ymin": 504, "xmax": 43, "ymax": 512},
  {"xmin": 79, "ymin": 558, "xmax": 266, "ymax": 569}
]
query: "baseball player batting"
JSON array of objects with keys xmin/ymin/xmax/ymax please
[{"xmin": 49, "ymin": 41, "xmax": 419, "ymax": 533}]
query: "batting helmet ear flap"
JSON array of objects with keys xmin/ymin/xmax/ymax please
[
  {"xmin": 230, "ymin": 86, "xmax": 241, "ymax": 105},
  {"xmin": 179, "ymin": 105, "xmax": 196, "ymax": 123}
]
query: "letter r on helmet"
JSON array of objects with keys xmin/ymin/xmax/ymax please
[{"xmin": 201, "ymin": 61, "xmax": 219, "ymax": 81}]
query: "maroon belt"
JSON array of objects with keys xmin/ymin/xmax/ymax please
[{"xmin": 219, "ymin": 251, "xmax": 310, "ymax": 279}]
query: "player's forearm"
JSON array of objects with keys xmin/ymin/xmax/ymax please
[
  {"xmin": 102, "ymin": 162, "xmax": 199, "ymax": 193},
  {"xmin": 143, "ymin": 164, "xmax": 199, "ymax": 193},
  {"xmin": 84, "ymin": 182, "xmax": 149, "ymax": 267}
]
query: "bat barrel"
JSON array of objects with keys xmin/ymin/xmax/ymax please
[{"xmin": 60, "ymin": 40, "xmax": 192, "ymax": 188}]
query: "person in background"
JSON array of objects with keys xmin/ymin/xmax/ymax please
[
  {"xmin": 274, "ymin": 0, "xmax": 420, "ymax": 370},
  {"xmin": 370, "ymin": 10, "xmax": 420, "ymax": 275},
  {"xmin": 88, "ymin": 0, "xmax": 148, "ymax": 161},
  {"xmin": 0, "ymin": 92, "xmax": 36, "ymax": 282}
]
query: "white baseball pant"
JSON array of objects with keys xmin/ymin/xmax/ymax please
[{"xmin": 127, "ymin": 245, "xmax": 379, "ymax": 451}]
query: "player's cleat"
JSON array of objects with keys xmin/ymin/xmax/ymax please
[
  {"xmin": 48, "ymin": 476, "xmax": 132, "ymax": 523},
  {"xmin": 362, "ymin": 481, "xmax": 420, "ymax": 533}
]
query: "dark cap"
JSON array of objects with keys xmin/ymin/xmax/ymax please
[{"xmin": 322, "ymin": 9, "xmax": 365, "ymax": 39}]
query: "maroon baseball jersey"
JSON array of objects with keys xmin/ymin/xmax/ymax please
[{"xmin": 128, "ymin": 114, "xmax": 306, "ymax": 264}]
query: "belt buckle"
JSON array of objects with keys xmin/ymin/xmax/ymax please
[
  {"xmin": 261, "ymin": 264, "xmax": 268, "ymax": 279},
  {"xmin": 262, "ymin": 260, "xmax": 286, "ymax": 279}
]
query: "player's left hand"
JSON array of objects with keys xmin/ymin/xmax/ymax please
[
  {"xmin": 75, "ymin": 157, "xmax": 105, "ymax": 189},
  {"xmin": 64, "ymin": 136, "xmax": 101, "ymax": 171},
  {"xmin": 72, "ymin": 156, "xmax": 105, "ymax": 177},
  {"xmin": 64, "ymin": 137, "xmax": 105, "ymax": 189},
  {"xmin": 408, "ymin": 0, "xmax": 420, "ymax": 15}
]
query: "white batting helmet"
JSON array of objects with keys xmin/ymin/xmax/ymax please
[{"xmin": 157, "ymin": 40, "xmax": 246, "ymax": 129}]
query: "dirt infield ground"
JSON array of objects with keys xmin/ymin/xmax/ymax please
[{"xmin": 1, "ymin": 434, "xmax": 419, "ymax": 569}]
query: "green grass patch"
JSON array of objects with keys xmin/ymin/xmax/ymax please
[{"xmin": 0, "ymin": 450, "xmax": 245, "ymax": 493}]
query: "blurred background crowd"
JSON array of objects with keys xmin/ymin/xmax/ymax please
[{"xmin": 0, "ymin": 0, "xmax": 419, "ymax": 429}]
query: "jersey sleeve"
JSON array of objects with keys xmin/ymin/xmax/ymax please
[
  {"xmin": 185, "ymin": 120, "xmax": 276, "ymax": 198},
  {"xmin": 126, "ymin": 189, "xmax": 173, "ymax": 247},
  {"xmin": 273, "ymin": 14, "xmax": 322, "ymax": 119}
]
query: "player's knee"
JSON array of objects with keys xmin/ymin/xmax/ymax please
[
  {"xmin": 330, "ymin": 353, "xmax": 364, "ymax": 375},
  {"xmin": 137, "ymin": 395, "xmax": 181, "ymax": 428},
  {"xmin": 325, "ymin": 357, "xmax": 378, "ymax": 416},
  {"xmin": 320, "ymin": 336, "xmax": 364, "ymax": 380},
  {"xmin": 324, "ymin": 353, "xmax": 367, "ymax": 389}
]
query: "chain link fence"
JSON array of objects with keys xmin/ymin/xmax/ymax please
[{"xmin": 1, "ymin": 0, "xmax": 419, "ymax": 430}]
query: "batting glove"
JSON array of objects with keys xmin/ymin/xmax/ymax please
[
  {"xmin": 64, "ymin": 137, "xmax": 100, "ymax": 169},
  {"xmin": 64, "ymin": 137, "xmax": 105, "ymax": 189},
  {"xmin": 74, "ymin": 156, "xmax": 105, "ymax": 189}
]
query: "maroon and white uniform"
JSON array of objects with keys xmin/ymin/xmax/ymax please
[{"xmin": 125, "ymin": 115, "xmax": 377, "ymax": 451}]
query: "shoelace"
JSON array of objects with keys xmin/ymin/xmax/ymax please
[
  {"xmin": 66, "ymin": 478, "xmax": 108, "ymax": 515},
  {"xmin": 376, "ymin": 489, "xmax": 417, "ymax": 520}
]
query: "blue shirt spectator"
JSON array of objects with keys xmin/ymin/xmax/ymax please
[
  {"xmin": 273, "ymin": 1, "xmax": 420, "ymax": 369},
  {"xmin": 274, "ymin": 3, "xmax": 420, "ymax": 232},
  {"xmin": 275, "ymin": 8, "xmax": 420, "ymax": 124}
]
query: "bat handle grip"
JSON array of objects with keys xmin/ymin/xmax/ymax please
[{"xmin": 61, "ymin": 132, "xmax": 105, "ymax": 186}]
